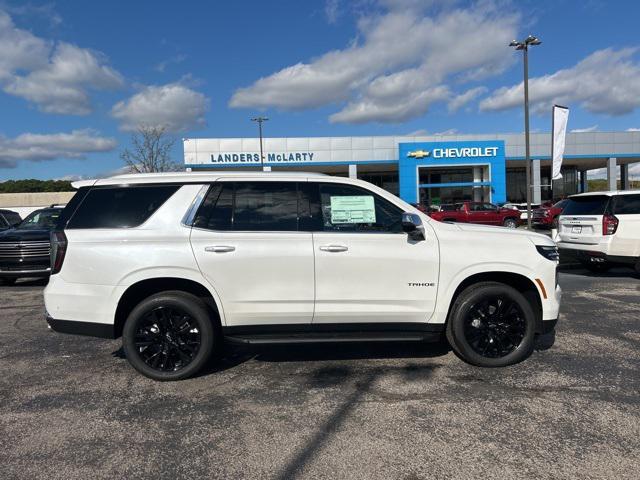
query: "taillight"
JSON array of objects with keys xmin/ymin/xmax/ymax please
[
  {"xmin": 50, "ymin": 231, "xmax": 68, "ymax": 274},
  {"xmin": 602, "ymin": 214, "xmax": 618, "ymax": 235}
]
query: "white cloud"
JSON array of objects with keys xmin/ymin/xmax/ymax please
[
  {"xmin": 230, "ymin": 1, "xmax": 518, "ymax": 123},
  {"xmin": 154, "ymin": 53, "xmax": 187, "ymax": 73},
  {"xmin": 434, "ymin": 128, "xmax": 458, "ymax": 135},
  {"xmin": 448, "ymin": 86, "xmax": 487, "ymax": 113},
  {"xmin": 325, "ymin": 0, "xmax": 341, "ymax": 24},
  {"xmin": 111, "ymin": 82, "xmax": 209, "ymax": 132},
  {"xmin": 406, "ymin": 128, "xmax": 429, "ymax": 135},
  {"xmin": 570, "ymin": 125, "xmax": 598, "ymax": 133},
  {"xmin": 480, "ymin": 48, "xmax": 640, "ymax": 116},
  {"xmin": 0, "ymin": 10, "xmax": 123, "ymax": 114},
  {"xmin": 0, "ymin": 129, "xmax": 117, "ymax": 168},
  {"xmin": 627, "ymin": 127, "xmax": 640, "ymax": 132}
]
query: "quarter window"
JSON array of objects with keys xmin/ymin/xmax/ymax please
[{"xmin": 67, "ymin": 185, "xmax": 179, "ymax": 229}]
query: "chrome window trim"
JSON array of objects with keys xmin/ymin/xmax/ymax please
[{"xmin": 181, "ymin": 184, "xmax": 209, "ymax": 227}]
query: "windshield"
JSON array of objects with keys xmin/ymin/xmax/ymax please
[
  {"xmin": 19, "ymin": 209, "xmax": 61, "ymax": 229},
  {"xmin": 553, "ymin": 199, "xmax": 568, "ymax": 209},
  {"xmin": 563, "ymin": 196, "xmax": 610, "ymax": 216}
]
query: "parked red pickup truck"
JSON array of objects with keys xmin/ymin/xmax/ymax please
[
  {"xmin": 531, "ymin": 199, "xmax": 568, "ymax": 229},
  {"xmin": 428, "ymin": 202, "xmax": 521, "ymax": 228}
]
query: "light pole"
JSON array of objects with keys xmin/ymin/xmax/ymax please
[
  {"xmin": 510, "ymin": 35, "xmax": 541, "ymax": 229},
  {"xmin": 251, "ymin": 116, "xmax": 269, "ymax": 170}
]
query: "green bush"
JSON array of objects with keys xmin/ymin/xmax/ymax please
[{"xmin": 0, "ymin": 179, "xmax": 74, "ymax": 193}]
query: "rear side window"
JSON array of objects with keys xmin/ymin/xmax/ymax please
[
  {"xmin": 0, "ymin": 216, "xmax": 7, "ymax": 227},
  {"xmin": 562, "ymin": 196, "xmax": 610, "ymax": 216},
  {"xmin": 193, "ymin": 182, "xmax": 301, "ymax": 232},
  {"xmin": 67, "ymin": 185, "xmax": 179, "ymax": 229},
  {"xmin": 3, "ymin": 212, "xmax": 21, "ymax": 225},
  {"xmin": 613, "ymin": 194, "xmax": 640, "ymax": 215}
]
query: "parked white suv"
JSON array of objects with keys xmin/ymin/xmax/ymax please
[
  {"xmin": 44, "ymin": 172, "xmax": 561, "ymax": 380},
  {"xmin": 557, "ymin": 190, "xmax": 640, "ymax": 273}
]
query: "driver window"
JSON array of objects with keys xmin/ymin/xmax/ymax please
[
  {"xmin": 317, "ymin": 183, "xmax": 403, "ymax": 233},
  {"xmin": 483, "ymin": 203, "xmax": 498, "ymax": 211}
]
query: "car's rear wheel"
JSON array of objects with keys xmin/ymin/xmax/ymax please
[
  {"xmin": 122, "ymin": 291, "xmax": 216, "ymax": 381},
  {"xmin": 503, "ymin": 218, "xmax": 518, "ymax": 229},
  {"xmin": 446, "ymin": 282, "xmax": 536, "ymax": 367},
  {"xmin": 0, "ymin": 277, "xmax": 17, "ymax": 286}
]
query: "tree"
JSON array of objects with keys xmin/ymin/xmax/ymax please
[{"xmin": 120, "ymin": 125, "xmax": 180, "ymax": 173}]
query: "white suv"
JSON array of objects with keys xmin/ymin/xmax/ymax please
[
  {"xmin": 44, "ymin": 172, "xmax": 561, "ymax": 380},
  {"xmin": 557, "ymin": 190, "xmax": 640, "ymax": 273}
]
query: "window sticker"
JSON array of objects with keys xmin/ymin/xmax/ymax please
[{"xmin": 330, "ymin": 195, "xmax": 376, "ymax": 224}]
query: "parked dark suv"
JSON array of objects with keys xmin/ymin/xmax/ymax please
[
  {"xmin": 0, "ymin": 209, "xmax": 22, "ymax": 231},
  {"xmin": 0, "ymin": 207, "xmax": 63, "ymax": 285}
]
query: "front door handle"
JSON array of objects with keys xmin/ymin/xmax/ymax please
[
  {"xmin": 205, "ymin": 245, "xmax": 236, "ymax": 253},
  {"xmin": 319, "ymin": 245, "xmax": 348, "ymax": 252}
]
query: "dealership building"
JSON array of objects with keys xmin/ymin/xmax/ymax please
[{"xmin": 183, "ymin": 131, "xmax": 640, "ymax": 206}]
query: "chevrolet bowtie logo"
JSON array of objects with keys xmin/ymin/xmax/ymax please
[{"xmin": 407, "ymin": 149, "xmax": 430, "ymax": 159}]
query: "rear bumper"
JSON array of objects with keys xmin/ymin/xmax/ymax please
[
  {"xmin": 560, "ymin": 248, "xmax": 638, "ymax": 266},
  {"xmin": 0, "ymin": 267, "xmax": 50, "ymax": 278},
  {"xmin": 46, "ymin": 314, "xmax": 116, "ymax": 339}
]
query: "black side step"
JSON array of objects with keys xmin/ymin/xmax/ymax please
[{"xmin": 224, "ymin": 331, "xmax": 441, "ymax": 345}]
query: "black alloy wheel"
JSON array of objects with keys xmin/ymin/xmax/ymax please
[
  {"xmin": 123, "ymin": 291, "xmax": 216, "ymax": 381},
  {"xmin": 462, "ymin": 296, "xmax": 526, "ymax": 358},
  {"xmin": 446, "ymin": 282, "xmax": 536, "ymax": 367},
  {"xmin": 134, "ymin": 306, "xmax": 201, "ymax": 372}
]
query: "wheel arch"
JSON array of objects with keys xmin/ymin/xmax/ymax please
[
  {"xmin": 444, "ymin": 271, "xmax": 543, "ymax": 333},
  {"xmin": 114, "ymin": 277, "xmax": 223, "ymax": 338}
]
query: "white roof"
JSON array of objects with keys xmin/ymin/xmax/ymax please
[
  {"xmin": 569, "ymin": 189, "xmax": 640, "ymax": 198},
  {"xmin": 71, "ymin": 171, "xmax": 327, "ymax": 189}
]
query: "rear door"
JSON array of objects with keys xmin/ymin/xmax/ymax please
[
  {"xmin": 610, "ymin": 194, "xmax": 640, "ymax": 257},
  {"xmin": 558, "ymin": 195, "xmax": 610, "ymax": 245},
  {"xmin": 189, "ymin": 180, "xmax": 315, "ymax": 326}
]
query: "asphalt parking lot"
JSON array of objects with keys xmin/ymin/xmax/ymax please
[{"xmin": 1, "ymin": 268, "xmax": 639, "ymax": 480}]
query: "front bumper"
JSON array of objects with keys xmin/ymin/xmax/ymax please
[{"xmin": 0, "ymin": 267, "xmax": 50, "ymax": 278}]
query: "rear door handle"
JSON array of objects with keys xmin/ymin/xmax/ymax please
[
  {"xmin": 205, "ymin": 245, "xmax": 236, "ymax": 253},
  {"xmin": 319, "ymin": 245, "xmax": 348, "ymax": 252}
]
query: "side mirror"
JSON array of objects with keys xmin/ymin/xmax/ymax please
[{"xmin": 402, "ymin": 212, "xmax": 425, "ymax": 240}]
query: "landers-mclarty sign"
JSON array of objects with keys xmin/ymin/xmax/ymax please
[{"xmin": 211, "ymin": 152, "xmax": 315, "ymax": 164}]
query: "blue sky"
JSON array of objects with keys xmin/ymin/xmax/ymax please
[{"xmin": 1, "ymin": 0, "xmax": 640, "ymax": 180}]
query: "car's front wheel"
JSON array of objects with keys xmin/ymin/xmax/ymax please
[
  {"xmin": 503, "ymin": 218, "xmax": 518, "ymax": 229},
  {"xmin": 122, "ymin": 291, "xmax": 216, "ymax": 381},
  {"xmin": 446, "ymin": 282, "xmax": 536, "ymax": 367}
]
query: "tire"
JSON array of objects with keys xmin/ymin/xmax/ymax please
[
  {"xmin": 446, "ymin": 282, "xmax": 536, "ymax": 367},
  {"xmin": 122, "ymin": 291, "xmax": 217, "ymax": 381},
  {"xmin": 503, "ymin": 218, "xmax": 518, "ymax": 229},
  {"xmin": 582, "ymin": 260, "xmax": 611, "ymax": 273},
  {"xmin": 0, "ymin": 277, "xmax": 17, "ymax": 286}
]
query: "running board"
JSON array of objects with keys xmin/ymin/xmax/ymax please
[{"xmin": 224, "ymin": 331, "xmax": 441, "ymax": 345}]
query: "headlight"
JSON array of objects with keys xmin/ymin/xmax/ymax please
[{"xmin": 536, "ymin": 245, "xmax": 559, "ymax": 261}]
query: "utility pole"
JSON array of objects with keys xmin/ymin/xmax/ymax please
[
  {"xmin": 251, "ymin": 116, "xmax": 269, "ymax": 170},
  {"xmin": 510, "ymin": 35, "xmax": 541, "ymax": 229}
]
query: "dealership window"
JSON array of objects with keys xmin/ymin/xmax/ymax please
[
  {"xmin": 316, "ymin": 183, "xmax": 403, "ymax": 233},
  {"xmin": 419, "ymin": 167, "xmax": 474, "ymax": 185},
  {"xmin": 358, "ymin": 171, "xmax": 399, "ymax": 196},
  {"xmin": 67, "ymin": 185, "xmax": 179, "ymax": 229}
]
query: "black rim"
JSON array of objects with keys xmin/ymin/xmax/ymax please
[
  {"xmin": 133, "ymin": 306, "xmax": 201, "ymax": 372},
  {"xmin": 463, "ymin": 296, "xmax": 527, "ymax": 358}
]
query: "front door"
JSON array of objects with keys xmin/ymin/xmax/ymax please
[
  {"xmin": 310, "ymin": 181, "xmax": 439, "ymax": 324},
  {"xmin": 190, "ymin": 180, "xmax": 315, "ymax": 326}
]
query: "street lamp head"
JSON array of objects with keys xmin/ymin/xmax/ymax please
[
  {"xmin": 509, "ymin": 40, "xmax": 520, "ymax": 47},
  {"xmin": 525, "ymin": 35, "xmax": 541, "ymax": 46},
  {"xmin": 251, "ymin": 116, "xmax": 269, "ymax": 122}
]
